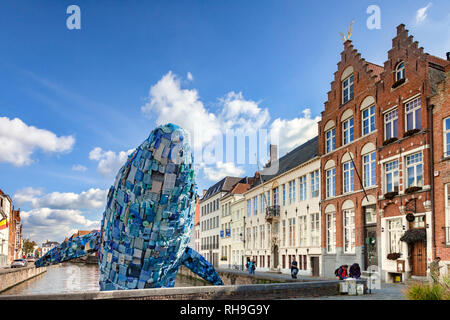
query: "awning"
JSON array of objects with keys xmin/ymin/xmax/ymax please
[{"xmin": 400, "ymin": 228, "xmax": 426, "ymax": 244}]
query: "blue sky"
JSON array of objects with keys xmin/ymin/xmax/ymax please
[{"xmin": 0, "ymin": 1, "xmax": 448, "ymax": 244}]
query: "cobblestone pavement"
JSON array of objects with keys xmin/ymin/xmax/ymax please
[
  {"xmin": 289, "ymin": 283, "xmax": 407, "ymax": 300},
  {"xmin": 221, "ymin": 269, "xmax": 408, "ymax": 300}
]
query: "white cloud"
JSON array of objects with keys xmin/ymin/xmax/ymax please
[
  {"xmin": 72, "ymin": 164, "xmax": 87, "ymax": 172},
  {"xmin": 202, "ymin": 161, "xmax": 245, "ymax": 181},
  {"xmin": 269, "ymin": 109, "xmax": 320, "ymax": 156},
  {"xmin": 416, "ymin": 3, "xmax": 432, "ymax": 24},
  {"xmin": 187, "ymin": 72, "xmax": 194, "ymax": 81},
  {"xmin": 14, "ymin": 187, "xmax": 107, "ymax": 210},
  {"xmin": 21, "ymin": 208, "xmax": 100, "ymax": 244},
  {"xmin": 141, "ymin": 71, "xmax": 222, "ymax": 151},
  {"xmin": 14, "ymin": 187, "xmax": 104, "ymax": 244},
  {"xmin": 89, "ymin": 147, "xmax": 134, "ymax": 178},
  {"xmin": 0, "ymin": 117, "xmax": 75, "ymax": 166}
]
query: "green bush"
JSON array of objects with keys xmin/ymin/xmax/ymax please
[{"xmin": 406, "ymin": 277, "xmax": 450, "ymax": 300}]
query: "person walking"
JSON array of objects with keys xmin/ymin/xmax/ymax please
[
  {"xmin": 429, "ymin": 257, "xmax": 443, "ymax": 284},
  {"xmin": 250, "ymin": 259, "xmax": 256, "ymax": 275},
  {"xmin": 290, "ymin": 259, "xmax": 299, "ymax": 279},
  {"xmin": 247, "ymin": 259, "xmax": 254, "ymax": 275}
]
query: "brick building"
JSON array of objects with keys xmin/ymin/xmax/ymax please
[
  {"xmin": 8, "ymin": 208, "xmax": 22, "ymax": 261},
  {"xmin": 430, "ymin": 60, "xmax": 450, "ymax": 273},
  {"xmin": 318, "ymin": 39, "xmax": 383, "ymax": 277},
  {"xmin": 318, "ymin": 24, "xmax": 450, "ymax": 281}
]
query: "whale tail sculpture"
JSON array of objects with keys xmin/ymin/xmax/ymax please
[{"xmin": 35, "ymin": 123, "xmax": 224, "ymax": 290}]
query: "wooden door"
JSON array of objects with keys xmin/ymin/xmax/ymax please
[
  {"xmin": 412, "ymin": 240, "xmax": 426, "ymax": 276},
  {"xmin": 311, "ymin": 257, "xmax": 320, "ymax": 276}
]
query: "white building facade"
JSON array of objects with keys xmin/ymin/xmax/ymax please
[{"xmin": 0, "ymin": 193, "xmax": 11, "ymax": 267}]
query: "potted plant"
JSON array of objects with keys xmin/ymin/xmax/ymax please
[
  {"xmin": 387, "ymin": 252, "xmax": 402, "ymax": 260},
  {"xmin": 383, "ymin": 137, "xmax": 398, "ymax": 146},
  {"xmin": 384, "ymin": 191, "xmax": 398, "ymax": 200},
  {"xmin": 403, "ymin": 128, "xmax": 420, "ymax": 138},
  {"xmin": 405, "ymin": 186, "xmax": 422, "ymax": 194}
]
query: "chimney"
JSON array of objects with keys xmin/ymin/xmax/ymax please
[
  {"xmin": 270, "ymin": 144, "xmax": 278, "ymax": 164},
  {"xmin": 447, "ymin": 52, "xmax": 450, "ymax": 61},
  {"xmin": 254, "ymin": 171, "xmax": 260, "ymax": 180},
  {"xmin": 397, "ymin": 24, "xmax": 405, "ymax": 35},
  {"xmin": 202, "ymin": 189, "xmax": 207, "ymax": 197}
]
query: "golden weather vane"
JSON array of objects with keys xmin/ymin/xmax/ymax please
[{"xmin": 340, "ymin": 20, "xmax": 354, "ymax": 42}]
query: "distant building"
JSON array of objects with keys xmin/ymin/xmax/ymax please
[
  {"xmin": 0, "ymin": 189, "xmax": 12, "ymax": 267},
  {"xmin": 41, "ymin": 240, "xmax": 60, "ymax": 255},
  {"xmin": 8, "ymin": 208, "xmax": 22, "ymax": 261}
]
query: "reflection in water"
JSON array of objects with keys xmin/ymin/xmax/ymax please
[{"xmin": 1, "ymin": 263, "xmax": 204, "ymax": 295}]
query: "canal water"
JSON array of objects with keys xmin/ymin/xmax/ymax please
[{"xmin": 1, "ymin": 263, "xmax": 203, "ymax": 296}]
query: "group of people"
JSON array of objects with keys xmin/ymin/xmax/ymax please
[
  {"xmin": 334, "ymin": 263, "xmax": 361, "ymax": 280},
  {"xmin": 246, "ymin": 258, "xmax": 256, "ymax": 275}
]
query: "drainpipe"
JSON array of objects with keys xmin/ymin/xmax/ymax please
[{"xmin": 427, "ymin": 101, "xmax": 436, "ymax": 259}]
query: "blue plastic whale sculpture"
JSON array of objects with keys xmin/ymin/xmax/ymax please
[{"xmin": 35, "ymin": 123, "xmax": 224, "ymax": 290}]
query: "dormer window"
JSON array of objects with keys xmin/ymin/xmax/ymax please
[
  {"xmin": 396, "ymin": 62, "xmax": 405, "ymax": 81},
  {"xmin": 342, "ymin": 74, "xmax": 354, "ymax": 104}
]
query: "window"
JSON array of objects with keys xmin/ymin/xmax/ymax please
[
  {"xmin": 267, "ymin": 191, "xmax": 271, "ymax": 207},
  {"xmin": 273, "ymin": 187, "xmax": 279, "ymax": 206},
  {"xmin": 343, "ymin": 161, "xmax": 354, "ymax": 193},
  {"xmin": 288, "ymin": 180, "xmax": 295, "ymax": 204},
  {"xmin": 405, "ymin": 97, "xmax": 421, "ymax": 131},
  {"xmin": 388, "ymin": 218, "xmax": 403, "ymax": 253},
  {"xmin": 260, "ymin": 194, "xmax": 265, "ymax": 214},
  {"xmin": 299, "ymin": 176, "xmax": 307, "ymax": 201},
  {"xmin": 288, "ymin": 218, "xmax": 295, "ymax": 247},
  {"xmin": 406, "ymin": 152, "xmax": 423, "ymax": 188},
  {"xmin": 343, "ymin": 209, "xmax": 355, "ymax": 253},
  {"xmin": 396, "ymin": 62, "xmax": 405, "ymax": 81},
  {"xmin": 342, "ymin": 117, "xmax": 354, "ymax": 145},
  {"xmin": 385, "ymin": 160, "xmax": 399, "ymax": 193},
  {"xmin": 413, "ymin": 216, "xmax": 425, "ymax": 229},
  {"xmin": 445, "ymin": 184, "xmax": 450, "ymax": 244},
  {"xmin": 259, "ymin": 225, "xmax": 264, "ymax": 248},
  {"xmin": 444, "ymin": 118, "xmax": 450, "ymax": 157},
  {"xmin": 363, "ymin": 152, "xmax": 376, "ymax": 188},
  {"xmin": 362, "ymin": 105, "xmax": 375, "ymax": 135},
  {"xmin": 298, "ymin": 216, "xmax": 307, "ymax": 246},
  {"xmin": 282, "ymin": 184, "xmax": 286, "ymax": 206},
  {"xmin": 282, "ymin": 220, "xmax": 286, "ymax": 247},
  {"xmin": 326, "ymin": 128, "xmax": 336, "ymax": 153},
  {"xmin": 326, "ymin": 212, "xmax": 336, "ymax": 253},
  {"xmin": 310, "ymin": 213, "xmax": 320, "ymax": 246},
  {"xmin": 253, "ymin": 226, "xmax": 257, "ymax": 249},
  {"xmin": 365, "ymin": 205, "xmax": 377, "ymax": 225},
  {"xmin": 311, "ymin": 170, "xmax": 319, "ymax": 198},
  {"xmin": 342, "ymin": 74, "xmax": 354, "ymax": 104},
  {"xmin": 253, "ymin": 197, "xmax": 257, "ymax": 215},
  {"xmin": 247, "ymin": 199, "xmax": 251, "ymax": 217},
  {"xmin": 267, "ymin": 224, "xmax": 271, "ymax": 248},
  {"xmin": 326, "ymin": 168, "xmax": 336, "ymax": 198},
  {"xmin": 246, "ymin": 227, "xmax": 251, "ymax": 249},
  {"xmin": 385, "ymin": 109, "xmax": 398, "ymax": 139}
]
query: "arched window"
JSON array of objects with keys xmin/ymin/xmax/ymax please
[{"xmin": 396, "ymin": 62, "xmax": 405, "ymax": 81}]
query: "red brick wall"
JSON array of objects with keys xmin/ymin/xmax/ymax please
[{"xmin": 431, "ymin": 68, "xmax": 450, "ymax": 261}]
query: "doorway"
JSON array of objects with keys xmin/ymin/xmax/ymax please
[
  {"xmin": 310, "ymin": 257, "xmax": 320, "ymax": 276},
  {"xmin": 411, "ymin": 240, "xmax": 427, "ymax": 276},
  {"xmin": 364, "ymin": 226, "xmax": 378, "ymax": 269},
  {"xmin": 273, "ymin": 245, "xmax": 279, "ymax": 269}
]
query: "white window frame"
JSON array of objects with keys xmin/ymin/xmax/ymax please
[
  {"xmin": 343, "ymin": 209, "xmax": 355, "ymax": 254},
  {"xmin": 396, "ymin": 62, "xmax": 405, "ymax": 81},
  {"xmin": 342, "ymin": 74, "xmax": 354, "ymax": 104},
  {"xmin": 385, "ymin": 160, "xmax": 399, "ymax": 193},
  {"xmin": 299, "ymin": 176, "xmax": 307, "ymax": 201},
  {"xmin": 363, "ymin": 151, "xmax": 376, "ymax": 188},
  {"xmin": 343, "ymin": 161, "xmax": 354, "ymax": 193},
  {"xmin": 387, "ymin": 218, "xmax": 403, "ymax": 253},
  {"xmin": 326, "ymin": 212, "xmax": 336, "ymax": 253},
  {"xmin": 311, "ymin": 170, "xmax": 319, "ymax": 198},
  {"xmin": 405, "ymin": 152, "xmax": 423, "ymax": 188},
  {"xmin": 405, "ymin": 97, "xmax": 421, "ymax": 131},
  {"xmin": 362, "ymin": 105, "xmax": 375, "ymax": 136},
  {"xmin": 310, "ymin": 213, "xmax": 320, "ymax": 247},
  {"xmin": 326, "ymin": 168, "xmax": 336, "ymax": 198},
  {"xmin": 342, "ymin": 117, "xmax": 354, "ymax": 145},
  {"xmin": 445, "ymin": 184, "xmax": 450, "ymax": 245},
  {"xmin": 325, "ymin": 128, "xmax": 336, "ymax": 153},
  {"xmin": 444, "ymin": 117, "xmax": 450, "ymax": 158},
  {"xmin": 384, "ymin": 108, "xmax": 398, "ymax": 139},
  {"xmin": 298, "ymin": 215, "xmax": 307, "ymax": 246}
]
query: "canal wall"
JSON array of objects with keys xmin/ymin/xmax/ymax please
[
  {"xmin": 0, "ymin": 266, "xmax": 47, "ymax": 293},
  {"xmin": 0, "ymin": 279, "xmax": 366, "ymax": 300}
]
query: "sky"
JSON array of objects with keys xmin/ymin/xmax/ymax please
[{"xmin": 0, "ymin": 1, "xmax": 448, "ymax": 245}]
